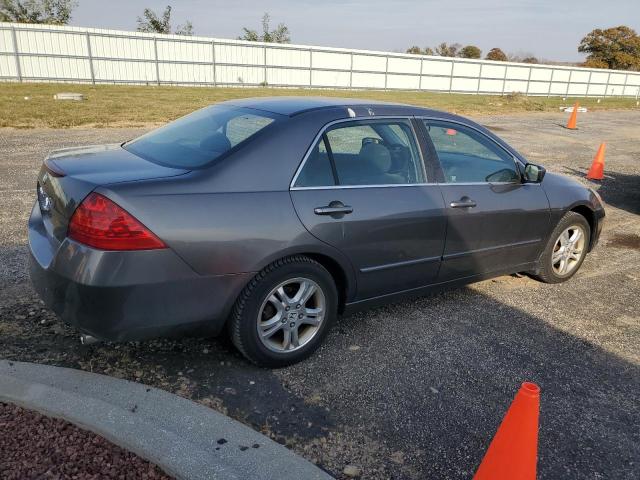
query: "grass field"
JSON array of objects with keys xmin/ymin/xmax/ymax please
[{"xmin": 1, "ymin": 82, "xmax": 638, "ymax": 128}]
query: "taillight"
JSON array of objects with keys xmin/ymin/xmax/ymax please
[{"xmin": 68, "ymin": 193, "xmax": 166, "ymax": 251}]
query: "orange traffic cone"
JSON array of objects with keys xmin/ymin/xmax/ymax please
[
  {"xmin": 586, "ymin": 143, "xmax": 606, "ymax": 180},
  {"xmin": 474, "ymin": 382, "xmax": 540, "ymax": 480},
  {"xmin": 566, "ymin": 101, "xmax": 579, "ymax": 129}
]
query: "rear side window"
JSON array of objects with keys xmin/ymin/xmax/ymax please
[
  {"xmin": 424, "ymin": 120, "xmax": 520, "ymax": 184},
  {"xmin": 293, "ymin": 137, "xmax": 336, "ymax": 187},
  {"xmin": 124, "ymin": 105, "xmax": 278, "ymax": 169},
  {"xmin": 294, "ymin": 119, "xmax": 425, "ymax": 187}
]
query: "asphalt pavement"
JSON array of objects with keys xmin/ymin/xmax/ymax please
[{"xmin": 1, "ymin": 110, "xmax": 639, "ymax": 479}]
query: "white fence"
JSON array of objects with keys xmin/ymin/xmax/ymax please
[{"xmin": 2, "ymin": 22, "xmax": 640, "ymax": 97}]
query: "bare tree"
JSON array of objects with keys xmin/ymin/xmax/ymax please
[
  {"xmin": 406, "ymin": 46, "xmax": 434, "ymax": 55},
  {"xmin": 239, "ymin": 13, "xmax": 290, "ymax": 43},
  {"xmin": 0, "ymin": 0, "xmax": 76, "ymax": 24},
  {"xmin": 175, "ymin": 20, "xmax": 193, "ymax": 36},
  {"xmin": 434, "ymin": 42, "xmax": 461, "ymax": 57}
]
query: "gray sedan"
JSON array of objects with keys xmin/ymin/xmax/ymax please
[{"xmin": 29, "ymin": 97, "xmax": 604, "ymax": 367}]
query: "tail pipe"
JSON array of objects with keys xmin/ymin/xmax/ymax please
[{"xmin": 80, "ymin": 334, "xmax": 99, "ymax": 345}]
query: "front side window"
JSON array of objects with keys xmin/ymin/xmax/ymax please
[
  {"xmin": 294, "ymin": 119, "xmax": 424, "ymax": 187},
  {"xmin": 124, "ymin": 105, "xmax": 278, "ymax": 169},
  {"xmin": 424, "ymin": 120, "xmax": 520, "ymax": 184}
]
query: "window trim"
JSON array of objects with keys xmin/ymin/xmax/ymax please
[
  {"xmin": 290, "ymin": 116, "xmax": 430, "ymax": 190},
  {"xmin": 418, "ymin": 116, "xmax": 526, "ymax": 186}
]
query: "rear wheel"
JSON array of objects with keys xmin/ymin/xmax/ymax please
[
  {"xmin": 535, "ymin": 211, "xmax": 590, "ymax": 283},
  {"xmin": 229, "ymin": 256, "xmax": 337, "ymax": 367}
]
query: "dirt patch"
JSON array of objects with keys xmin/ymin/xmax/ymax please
[
  {"xmin": 0, "ymin": 402, "xmax": 172, "ymax": 479},
  {"xmin": 608, "ymin": 233, "xmax": 640, "ymax": 251},
  {"xmin": 483, "ymin": 125, "xmax": 508, "ymax": 132}
]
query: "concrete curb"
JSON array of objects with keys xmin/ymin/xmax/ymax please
[{"xmin": 0, "ymin": 360, "xmax": 333, "ymax": 480}]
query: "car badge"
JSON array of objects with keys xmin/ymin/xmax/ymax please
[{"xmin": 37, "ymin": 184, "xmax": 53, "ymax": 213}]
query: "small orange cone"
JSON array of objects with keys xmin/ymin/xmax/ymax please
[
  {"xmin": 473, "ymin": 382, "xmax": 540, "ymax": 480},
  {"xmin": 586, "ymin": 143, "xmax": 606, "ymax": 180},
  {"xmin": 566, "ymin": 101, "xmax": 579, "ymax": 129}
]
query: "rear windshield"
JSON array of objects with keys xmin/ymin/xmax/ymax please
[{"xmin": 123, "ymin": 105, "xmax": 279, "ymax": 169}]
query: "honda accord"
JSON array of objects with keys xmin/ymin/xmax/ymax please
[{"xmin": 29, "ymin": 97, "xmax": 605, "ymax": 367}]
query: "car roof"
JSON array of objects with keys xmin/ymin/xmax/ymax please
[{"xmin": 222, "ymin": 96, "xmax": 445, "ymax": 118}]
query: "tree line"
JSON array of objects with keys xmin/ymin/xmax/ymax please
[
  {"xmin": 406, "ymin": 43, "xmax": 539, "ymax": 63},
  {"xmin": 1, "ymin": 1, "xmax": 639, "ymax": 71}
]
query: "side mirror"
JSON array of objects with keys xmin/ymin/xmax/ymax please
[{"xmin": 523, "ymin": 163, "xmax": 546, "ymax": 183}]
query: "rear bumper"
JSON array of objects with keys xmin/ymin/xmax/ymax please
[{"xmin": 28, "ymin": 202, "xmax": 252, "ymax": 341}]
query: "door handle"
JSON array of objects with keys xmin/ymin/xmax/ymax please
[
  {"xmin": 450, "ymin": 198, "xmax": 477, "ymax": 208},
  {"xmin": 314, "ymin": 203, "xmax": 353, "ymax": 215}
]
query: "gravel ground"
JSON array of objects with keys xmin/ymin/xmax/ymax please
[
  {"xmin": 0, "ymin": 111, "xmax": 639, "ymax": 479},
  {"xmin": 0, "ymin": 402, "xmax": 171, "ymax": 479}
]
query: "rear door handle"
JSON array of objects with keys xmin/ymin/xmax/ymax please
[
  {"xmin": 314, "ymin": 203, "xmax": 353, "ymax": 215},
  {"xmin": 450, "ymin": 198, "xmax": 477, "ymax": 208}
]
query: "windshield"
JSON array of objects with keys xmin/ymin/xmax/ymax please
[{"xmin": 123, "ymin": 105, "xmax": 279, "ymax": 169}]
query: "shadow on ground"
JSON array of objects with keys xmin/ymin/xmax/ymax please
[
  {"xmin": 1, "ymin": 270, "xmax": 638, "ymax": 479},
  {"xmin": 563, "ymin": 167, "xmax": 640, "ymax": 216}
]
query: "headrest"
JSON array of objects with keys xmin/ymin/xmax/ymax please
[
  {"xmin": 200, "ymin": 132, "xmax": 232, "ymax": 153},
  {"xmin": 359, "ymin": 143, "xmax": 391, "ymax": 173}
]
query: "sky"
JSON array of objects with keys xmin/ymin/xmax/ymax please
[{"xmin": 71, "ymin": 0, "xmax": 640, "ymax": 62}]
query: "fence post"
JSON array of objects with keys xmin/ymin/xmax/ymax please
[
  {"xmin": 546, "ymin": 69, "xmax": 554, "ymax": 97},
  {"xmin": 153, "ymin": 36, "xmax": 160, "ymax": 86},
  {"xmin": 85, "ymin": 32, "xmax": 95, "ymax": 84},
  {"xmin": 476, "ymin": 63, "xmax": 483, "ymax": 95},
  {"xmin": 622, "ymin": 73, "xmax": 629, "ymax": 97},
  {"xmin": 10, "ymin": 25, "xmax": 22, "ymax": 82},
  {"xmin": 586, "ymin": 71, "xmax": 592, "ymax": 97},
  {"xmin": 349, "ymin": 51, "xmax": 353, "ymax": 89},
  {"xmin": 604, "ymin": 71, "xmax": 611, "ymax": 97},
  {"xmin": 501, "ymin": 65, "xmax": 508, "ymax": 96},
  {"xmin": 211, "ymin": 40, "xmax": 217, "ymax": 87},
  {"xmin": 419, "ymin": 57, "xmax": 424, "ymax": 91},
  {"xmin": 525, "ymin": 66, "xmax": 532, "ymax": 95},
  {"xmin": 309, "ymin": 48, "xmax": 314, "ymax": 87},
  {"xmin": 565, "ymin": 70, "xmax": 573, "ymax": 98},
  {"xmin": 448, "ymin": 60, "xmax": 454, "ymax": 93},
  {"xmin": 263, "ymin": 45, "xmax": 268, "ymax": 85},
  {"xmin": 384, "ymin": 55, "xmax": 389, "ymax": 90}
]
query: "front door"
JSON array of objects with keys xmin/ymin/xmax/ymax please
[
  {"xmin": 420, "ymin": 119, "xmax": 550, "ymax": 282},
  {"xmin": 290, "ymin": 118, "xmax": 446, "ymax": 299}
]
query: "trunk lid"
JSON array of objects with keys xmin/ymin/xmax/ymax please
[{"xmin": 36, "ymin": 144, "xmax": 189, "ymax": 242}]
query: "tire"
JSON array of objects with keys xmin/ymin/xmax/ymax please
[
  {"xmin": 229, "ymin": 255, "xmax": 338, "ymax": 368},
  {"xmin": 534, "ymin": 211, "xmax": 591, "ymax": 284}
]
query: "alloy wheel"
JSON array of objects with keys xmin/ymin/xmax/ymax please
[
  {"xmin": 551, "ymin": 225, "xmax": 586, "ymax": 276},
  {"xmin": 256, "ymin": 277, "xmax": 326, "ymax": 353}
]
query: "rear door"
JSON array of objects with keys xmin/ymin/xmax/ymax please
[
  {"xmin": 420, "ymin": 119, "xmax": 550, "ymax": 281},
  {"xmin": 290, "ymin": 118, "xmax": 446, "ymax": 300}
]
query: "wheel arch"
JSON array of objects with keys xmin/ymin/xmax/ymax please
[
  {"xmin": 250, "ymin": 246, "xmax": 357, "ymax": 314},
  {"xmin": 569, "ymin": 203, "xmax": 596, "ymax": 251}
]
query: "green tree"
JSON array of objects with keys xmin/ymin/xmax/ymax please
[
  {"xmin": 0, "ymin": 0, "xmax": 76, "ymax": 24},
  {"xmin": 406, "ymin": 46, "xmax": 434, "ymax": 55},
  {"xmin": 583, "ymin": 58, "xmax": 609, "ymax": 69},
  {"xmin": 137, "ymin": 5, "xmax": 194, "ymax": 36},
  {"xmin": 485, "ymin": 47, "xmax": 507, "ymax": 61},
  {"xmin": 458, "ymin": 45, "xmax": 481, "ymax": 59},
  {"xmin": 435, "ymin": 42, "xmax": 460, "ymax": 57},
  {"xmin": 239, "ymin": 13, "xmax": 290, "ymax": 43},
  {"xmin": 578, "ymin": 26, "xmax": 640, "ymax": 70}
]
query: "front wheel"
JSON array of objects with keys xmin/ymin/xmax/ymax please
[
  {"xmin": 534, "ymin": 211, "xmax": 590, "ymax": 284},
  {"xmin": 229, "ymin": 256, "xmax": 338, "ymax": 368}
]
